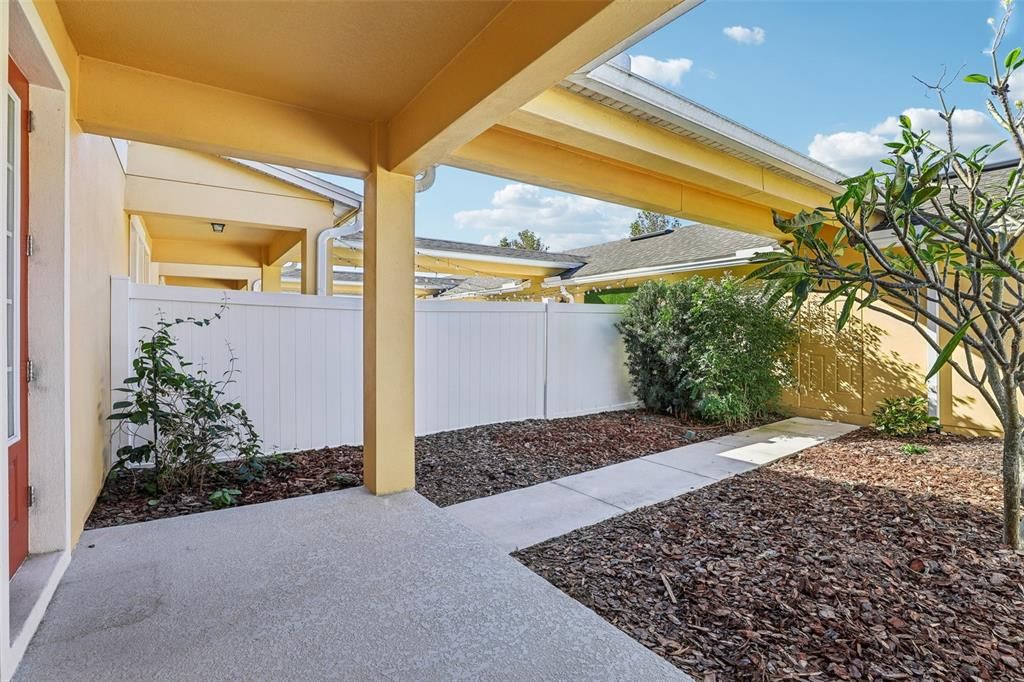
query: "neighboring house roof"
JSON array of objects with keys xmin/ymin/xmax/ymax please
[
  {"xmin": 559, "ymin": 223, "xmax": 777, "ymax": 280},
  {"xmin": 437, "ymin": 276, "xmax": 522, "ymax": 299},
  {"xmin": 869, "ymin": 159, "xmax": 1021, "ymax": 247},
  {"xmin": 562, "ymin": 56, "xmax": 844, "ymax": 190},
  {"xmin": 336, "ymin": 231, "xmax": 585, "ymax": 268},
  {"xmin": 936, "ymin": 158, "xmax": 1017, "ymax": 210},
  {"xmin": 281, "ymin": 265, "xmax": 463, "ymax": 291}
]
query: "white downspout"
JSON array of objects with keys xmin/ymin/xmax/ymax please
[
  {"xmin": 318, "ymin": 166, "xmax": 435, "ymax": 295},
  {"xmin": 317, "ymin": 210, "xmax": 363, "ymax": 295}
]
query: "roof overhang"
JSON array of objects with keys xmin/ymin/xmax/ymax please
[
  {"xmin": 413, "ymin": 247, "xmax": 582, "ymax": 271},
  {"xmin": 564, "ymin": 58, "xmax": 844, "ymax": 192},
  {"xmin": 225, "ymin": 157, "xmax": 362, "ymax": 214},
  {"xmin": 333, "ymin": 237, "xmax": 583, "ymax": 271}
]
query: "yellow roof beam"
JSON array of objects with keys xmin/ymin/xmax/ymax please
[
  {"xmin": 76, "ymin": 57, "xmax": 371, "ymax": 175},
  {"xmin": 386, "ymin": 0, "xmax": 680, "ymax": 174},
  {"xmin": 124, "ymin": 176, "xmax": 334, "ymax": 231},
  {"xmin": 503, "ymin": 87, "xmax": 832, "ymax": 213},
  {"xmin": 449, "ymin": 126, "xmax": 778, "ymax": 236},
  {"xmin": 265, "ymin": 230, "xmax": 303, "ymax": 266}
]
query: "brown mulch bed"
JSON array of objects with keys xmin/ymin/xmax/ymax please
[
  {"xmin": 515, "ymin": 428, "xmax": 1023, "ymax": 681},
  {"xmin": 86, "ymin": 447, "xmax": 364, "ymax": 529},
  {"xmin": 88, "ymin": 409, "xmax": 760, "ymax": 528},
  {"xmin": 415, "ymin": 410, "xmax": 773, "ymax": 507}
]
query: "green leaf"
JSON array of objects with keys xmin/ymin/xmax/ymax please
[
  {"xmin": 926, "ymin": 319, "xmax": 972, "ymax": 380},
  {"xmin": 963, "ymin": 73, "xmax": 990, "ymax": 83},
  {"xmin": 836, "ymin": 292, "xmax": 857, "ymax": 334},
  {"xmin": 898, "ymin": 114, "xmax": 912, "ymax": 129},
  {"xmin": 772, "ymin": 209, "xmax": 830, "ymax": 233},
  {"xmin": 1006, "ymin": 47, "xmax": 1022, "ymax": 69}
]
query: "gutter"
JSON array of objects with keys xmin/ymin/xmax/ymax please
[{"xmin": 542, "ymin": 247, "xmax": 778, "ymax": 288}]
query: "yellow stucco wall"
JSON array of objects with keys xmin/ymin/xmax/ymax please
[
  {"xmin": 560, "ymin": 265, "xmax": 994, "ymax": 435},
  {"xmin": 69, "ymin": 128, "xmax": 129, "ymax": 541}
]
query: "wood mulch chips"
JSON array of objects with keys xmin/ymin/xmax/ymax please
[{"xmin": 515, "ymin": 428, "xmax": 1023, "ymax": 681}]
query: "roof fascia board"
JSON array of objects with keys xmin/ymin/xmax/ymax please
[
  {"xmin": 226, "ymin": 157, "xmax": 363, "ymax": 209},
  {"xmin": 567, "ymin": 62, "xmax": 844, "ymax": 191}
]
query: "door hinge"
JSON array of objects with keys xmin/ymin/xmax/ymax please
[
  {"xmin": 26, "ymin": 234, "xmax": 34, "ymax": 257},
  {"xmin": 27, "ymin": 486, "xmax": 35, "ymax": 508},
  {"xmin": 25, "ymin": 358, "xmax": 35, "ymax": 384},
  {"xmin": 27, "ymin": 111, "xmax": 34, "ymax": 134}
]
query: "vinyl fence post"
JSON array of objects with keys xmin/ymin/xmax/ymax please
[
  {"xmin": 108, "ymin": 276, "xmax": 132, "ymax": 470},
  {"xmin": 543, "ymin": 300, "xmax": 550, "ymax": 419}
]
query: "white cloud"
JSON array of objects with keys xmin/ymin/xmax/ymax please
[
  {"xmin": 723, "ymin": 25, "xmax": 766, "ymax": 45},
  {"xmin": 808, "ymin": 107, "xmax": 1008, "ymax": 175},
  {"xmin": 453, "ymin": 183, "xmax": 634, "ymax": 252},
  {"xmin": 629, "ymin": 55, "xmax": 693, "ymax": 87}
]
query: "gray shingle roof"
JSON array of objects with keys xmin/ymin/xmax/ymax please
[
  {"xmin": 339, "ymin": 231, "xmax": 584, "ymax": 265},
  {"xmin": 936, "ymin": 159, "xmax": 1017, "ymax": 212},
  {"xmin": 562, "ymin": 223, "xmax": 777, "ymax": 279},
  {"xmin": 438, "ymin": 276, "xmax": 519, "ymax": 298}
]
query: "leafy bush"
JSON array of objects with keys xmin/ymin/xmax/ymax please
[
  {"xmin": 109, "ymin": 308, "xmax": 261, "ymax": 493},
  {"xmin": 900, "ymin": 443, "xmax": 929, "ymax": 455},
  {"xmin": 617, "ymin": 276, "xmax": 798, "ymax": 424},
  {"xmin": 872, "ymin": 396, "xmax": 938, "ymax": 437}
]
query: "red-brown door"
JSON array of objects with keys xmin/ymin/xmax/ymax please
[{"xmin": 8, "ymin": 58, "xmax": 29, "ymax": 576}]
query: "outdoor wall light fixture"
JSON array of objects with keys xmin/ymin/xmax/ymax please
[{"xmin": 211, "ymin": 222, "xmax": 226, "ymax": 233}]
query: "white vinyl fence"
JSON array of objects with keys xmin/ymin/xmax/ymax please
[{"xmin": 110, "ymin": 278, "xmax": 635, "ymax": 459}]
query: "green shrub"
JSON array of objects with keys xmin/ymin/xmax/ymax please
[
  {"xmin": 900, "ymin": 443, "xmax": 929, "ymax": 455},
  {"xmin": 872, "ymin": 396, "xmax": 938, "ymax": 437},
  {"xmin": 109, "ymin": 308, "xmax": 262, "ymax": 493},
  {"xmin": 617, "ymin": 276, "xmax": 798, "ymax": 424}
]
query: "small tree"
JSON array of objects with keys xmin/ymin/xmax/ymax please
[
  {"xmin": 629, "ymin": 210, "xmax": 682, "ymax": 236},
  {"xmin": 750, "ymin": 5, "xmax": 1024, "ymax": 547},
  {"xmin": 498, "ymin": 229, "xmax": 548, "ymax": 251}
]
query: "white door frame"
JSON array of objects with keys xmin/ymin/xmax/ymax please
[{"xmin": 0, "ymin": 1, "xmax": 73, "ymax": 678}]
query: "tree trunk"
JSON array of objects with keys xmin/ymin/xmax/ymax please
[{"xmin": 1002, "ymin": 417, "xmax": 1023, "ymax": 549}]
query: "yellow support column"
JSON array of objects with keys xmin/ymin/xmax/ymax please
[
  {"xmin": 261, "ymin": 264, "xmax": 282, "ymax": 292},
  {"xmin": 363, "ymin": 126, "xmax": 416, "ymax": 494}
]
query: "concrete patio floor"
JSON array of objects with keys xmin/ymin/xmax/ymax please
[{"xmin": 16, "ymin": 488, "xmax": 686, "ymax": 681}]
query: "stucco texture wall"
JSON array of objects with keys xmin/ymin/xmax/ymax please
[{"xmin": 69, "ymin": 126, "xmax": 127, "ymax": 541}]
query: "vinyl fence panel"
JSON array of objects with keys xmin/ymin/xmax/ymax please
[{"xmin": 111, "ymin": 278, "xmax": 636, "ymax": 461}]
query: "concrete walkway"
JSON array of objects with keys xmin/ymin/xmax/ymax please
[
  {"xmin": 447, "ymin": 417, "xmax": 859, "ymax": 553},
  {"xmin": 17, "ymin": 488, "xmax": 685, "ymax": 681}
]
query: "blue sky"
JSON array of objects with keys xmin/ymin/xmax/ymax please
[{"xmin": 324, "ymin": 0, "xmax": 1015, "ymax": 252}]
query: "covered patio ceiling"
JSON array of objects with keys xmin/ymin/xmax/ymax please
[{"xmin": 50, "ymin": 0, "xmax": 695, "ymax": 176}]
